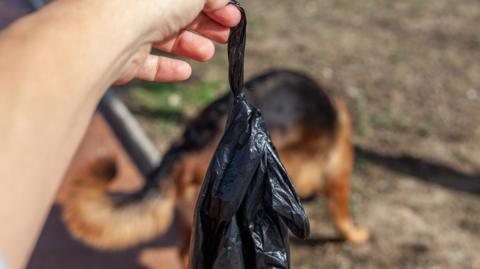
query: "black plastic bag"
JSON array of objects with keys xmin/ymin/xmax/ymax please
[{"xmin": 188, "ymin": 2, "xmax": 310, "ymax": 268}]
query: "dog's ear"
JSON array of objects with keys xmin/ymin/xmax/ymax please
[{"xmin": 90, "ymin": 156, "xmax": 117, "ymax": 181}]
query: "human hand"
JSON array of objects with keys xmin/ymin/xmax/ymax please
[{"xmin": 114, "ymin": 0, "xmax": 241, "ymax": 84}]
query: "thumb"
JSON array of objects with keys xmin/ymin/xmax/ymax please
[{"xmin": 204, "ymin": 0, "xmax": 229, "ymax": 12}]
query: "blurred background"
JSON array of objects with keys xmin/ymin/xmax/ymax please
[
  {"xmin": 3, "ymin": 0, "xmax": 480, "ymax": 268},
  {"xmin": 121, "ymin": 1, "xmax": 480, "ymax": 267}
]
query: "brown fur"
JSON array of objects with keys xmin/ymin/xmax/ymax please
[
  {"xmin": 173, "ymin": 99, "xmax": 368, "ymax": 265},
  {"xmin": 61, "ymin": 70, "xmax": 368, "ymax": 266},
  {"xmin": 62, "ymin": 157, "xmax": 176, "ymax": 250}
]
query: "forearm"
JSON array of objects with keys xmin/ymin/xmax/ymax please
[
  {"xmin": 0, "ymin": 0, "xmax": 237, "ymax": 266},
  {"xmin": 0, "ymin": 1, "xmax": 168, "ymax": 268}
]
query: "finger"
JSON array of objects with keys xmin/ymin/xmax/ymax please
[
  {"xmin": 188, "ymin": 12, "xmax": 230, "ymax": 43},
  {"xmin": 204, "ymin": 0, "xmax": 229, "ymax": 12},
  {"xmin": 136, "ymin": 55, "xmax": 192, "ymax": 82},
  {"xmin": 204, "ymin": 4, "xmax": 241, "ymax": 28},
  {"xmin": 154, "ymin": 31, "xmax": 215, "ymax": 62}
]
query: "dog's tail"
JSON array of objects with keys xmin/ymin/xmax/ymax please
[
  {"xmin": 61, "ymin": 100, "xmax": 226, "ymax": 250},
  {"xmin": 62, "ymin": 156, "xmax": 176, "ymax": 250}
]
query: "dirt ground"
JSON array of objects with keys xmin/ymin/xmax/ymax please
[{"xmin": 124, "ymin": 0, "xmax": 480, "ymax": 268}]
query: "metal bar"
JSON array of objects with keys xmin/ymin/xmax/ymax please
[
  {"xmin": 98, "ymin": 91, "xmax": 161, "ymax": 177},
  {"xmin": 27, "ymin": 0, "xmax": 48, "ymax": 10}
]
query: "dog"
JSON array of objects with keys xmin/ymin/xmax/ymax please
[{"xmin": 62, "ymin": 69, "xmax": 369, "ymax": 266}]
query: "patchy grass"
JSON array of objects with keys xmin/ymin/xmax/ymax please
[
  {"xmin": 352, "ymin": 97, "xmax": 371, "ymax": 137},
  {"xmin": 123, "ymin": 80, "xmax": 223, "ymax": 135},
  {"xmin": 129, "ymin": 80, "xmax": 221, "ymax": 112},
  {"xmin": 372, "ymin": 111, "xmax": 392, "ymax": 129},
  {"xmin": 389, "ymin": 49, "xmax": 405, "ymax": 64},
  {"xmin": 354, "ymin": 158, "xmax": 374, "ymax": 174}
]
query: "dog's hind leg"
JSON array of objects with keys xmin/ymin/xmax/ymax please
[
  {"xmin": 325, "ymin": 172, "xmax": 369, "ymax": 244},
  {"xmin": 178, "ymin": 218, "xmax": 191, "ymax": 268},
  {"xmin": 323, "ymin": 99, "xmax": 369, "ymax": 244}
]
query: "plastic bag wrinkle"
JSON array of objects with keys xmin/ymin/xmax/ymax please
[{"xmin": 189, "ymin": 2, "xmax": 309, "ymax": 268}]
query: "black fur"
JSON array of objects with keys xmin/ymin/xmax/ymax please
[{"xmin": 135, "ymin": 70, "xmax": 337, "ymax": 200}]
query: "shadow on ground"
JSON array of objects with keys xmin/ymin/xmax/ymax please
[
  {"xmin": 291, "ymin": 236, "xmax": 344, "ymax": 247},
  {"xmin": 355, "ymin": 146, "xmax": 480, "ymax": 195}
]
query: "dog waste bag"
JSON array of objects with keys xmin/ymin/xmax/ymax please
[{"xmin": 188, "ymin": 2, "xmax": 310, "ymax": 268}]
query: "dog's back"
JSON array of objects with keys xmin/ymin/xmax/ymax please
[{"xmin": 62, "ymin": 69, "xmax": 365, "ymax": 254}]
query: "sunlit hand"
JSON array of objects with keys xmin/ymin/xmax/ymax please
[{"xmin": 115, "ymin": 0, "xmax": 241, "ymax": 84}]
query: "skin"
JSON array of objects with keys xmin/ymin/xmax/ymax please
[{"xmin": 0, "ymin": 0, "xmax": 240, "ymax": 268}]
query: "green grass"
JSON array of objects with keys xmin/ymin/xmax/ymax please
[
  {"xmin": 333, "ymin": 0, "xmax": 373, "ymax": 10},
  {"xmin": 372, "ymin": 111, "xmax": 392, "ymax": 129},
  {"xmin": 129, "ymin": 80, "xmax": 222, "ymax": 112},
  {"xmin": 153, "ymin": 120, "xmax": 176, "ymax": 133},
  {"xmin": 130, "ymin": 82, "xmax": 180, "ymax": 110},
  {"xmin": 390, "ymin": 49, "xmax": 405, "ymax": 64},
  {"xmin": 410, "ymin": 0, "xmax": 428, "ymax": 16},
  {"xmin": 355, "ymin": 158, "xmax": 374, "ymax": 173},
  {"xmin": 353, "ymin": 97, "xmax": 372, "ymax": 137},
  {"xmin": 126, "ymin": 80, "xmax": 223, "ymax": 133},
  {"xmin": 185, "ymin": 80, "xmax": 223, "ymax": 107}
]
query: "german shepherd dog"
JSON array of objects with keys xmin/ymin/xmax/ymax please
[{"xmin": 62, "ymin": 69, "xmax": 369, "ymax": 265}]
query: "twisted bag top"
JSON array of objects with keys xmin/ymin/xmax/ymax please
[{"xmin": 188, "ymin": 2, "xmax": 310, "ymax": 268}]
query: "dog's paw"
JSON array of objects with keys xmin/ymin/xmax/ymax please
[{"xmin": 344, "ymin": 226, "xmax": 369, "ymax": 245}]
